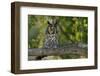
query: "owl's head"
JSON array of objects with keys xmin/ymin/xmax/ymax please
[{"xmin": 47, "ymin": 20, "xmax": 57, "ymax": 34}]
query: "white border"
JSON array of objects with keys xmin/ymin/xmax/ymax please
[{"xmin": 20, "ymin": 6, "xmax": 95, "ymax": 70}]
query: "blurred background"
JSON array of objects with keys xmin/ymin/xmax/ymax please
[{"xmin": 28, "ymin": 15, "xmax": 88, "ymax": 48}]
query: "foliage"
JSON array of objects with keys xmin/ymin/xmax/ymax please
[{"xmin": 28, "ymin": 15, "xmax": 88, "ymax": 48}]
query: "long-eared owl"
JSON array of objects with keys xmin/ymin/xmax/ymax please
[{"xmin": 44, "ymin": 19, "xmax": 58, "ymax": 48}]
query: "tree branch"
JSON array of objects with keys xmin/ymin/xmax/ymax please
[{"xmin": 28, "ymin": 46, "xmax": 87, "ymax": 56}]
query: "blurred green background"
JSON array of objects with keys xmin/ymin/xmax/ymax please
[{"xmin": 28, "ymin": 15, "xmax": 88, "ymax": 48}]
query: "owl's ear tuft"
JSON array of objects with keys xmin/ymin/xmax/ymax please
[
  {"xmin": 48, "ymin": 21, "xmax": 52, "ymax": 26},
  {"xmin": 54, "ymin": 21, "xmax": 57, "ymax": 27}
]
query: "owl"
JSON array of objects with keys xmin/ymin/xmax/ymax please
[{"xmin": 44, "ymin": 19, "xmax": 58, "ymax": 48}]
